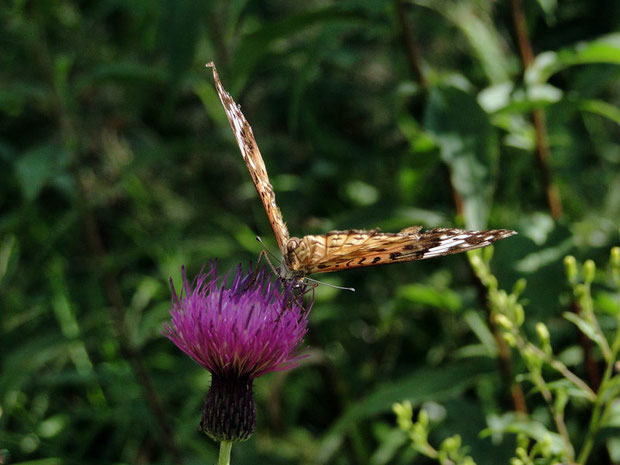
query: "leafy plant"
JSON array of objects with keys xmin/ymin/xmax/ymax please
[{"xmin": 394, "ymin": 243, "xmax": 620, "ymax": 464}]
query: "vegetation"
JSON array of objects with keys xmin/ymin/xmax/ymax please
[{"xmin": 1, "ymin": 0, "xmax": 619, "ymax": 464}]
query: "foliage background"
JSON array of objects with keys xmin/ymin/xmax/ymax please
[{"xmin": 1, "ymin": 0, "xmax": 619, "ymax": 464}]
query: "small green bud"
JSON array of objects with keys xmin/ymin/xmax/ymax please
[
  {"xmin": 451, "ymin": 435, "xmax": 461, "ymax": 450},
  {"xmin": 513, "ymin": 304, "xmax": 525, "ymax": 327},
  {"xmin": 574, "ymin": 283, "xmax": 586, "ymax": 300},
  {"xmin": 583, "ymin": 260, "xmax": 595, "ymax": 284},
  {"xmin": 495, "ymin": 291, "xmax": 508, "ymax": 310},
  {"xmin": 494, "ymin": 313, "xmax": 513, "ymax": 330},
  {"xmin": 512, "ymin": 278, "xmax": 527, "ymax": 297},
  {"xmin": 516, "ymin": 444, "xmax": 528, "ymax": 460},
  {"xmin": 522, "ymin": 346, "xmax": 542, "ymax": 372},
  {"xmin": 393, "ymin": 401, "xmax": 412, "ymax": 418},
  {"xmin": 540, "ymin": 434, "xmax": 552, "ymax": 456},
  {"xmin": 510, "ymin": 459, "xmax": 523, "ymax": 465},
  {"xmin": 564, "ymin": 256, "xmax": 577, "ymax": 283},
  {"xmin": 516, "ymin": 433, "xmax": 529, "ymax": 449},
  {"xmin": 417, "ymin": 408, "xmax": 429, "ymax": 428},
  {"xmin": 411, "ymin": 424, "xmax": 426, "ymax": 444},
  {"xmin": 469, "ymin": 254, "xmax": 482, "ymax": 270},
  {"xmin": 393, "ymin": 402, "xmax": 414, "ymax": 431},
  {"xmin": 502, "ymin": 332, "xmax": 517, "ymax": 347},
  {"xmin": 442, "ymin": 436, "xmax": 456, "ymax": 451},
  {"xmin": 483, "ymin": 244, "xmax": 494, "ymax": 263},
  {"xmin": 536, "ymin": 322, "xmax": 550, "ymax": 345}
]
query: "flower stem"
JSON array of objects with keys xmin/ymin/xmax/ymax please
[{"xmin": 218, "ymin": 441, "xmax": 232, "ymax": 465}]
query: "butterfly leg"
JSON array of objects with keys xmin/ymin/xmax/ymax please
[{"xmin": 256, "ymin": 249, "xmax": 280, "ymax": 277}]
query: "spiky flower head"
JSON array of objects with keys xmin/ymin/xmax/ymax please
[{"xmin": 163, "ymin": 263, "xmax": 310, "ymax": 442}]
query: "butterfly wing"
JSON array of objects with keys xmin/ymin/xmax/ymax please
[
  {"xmin": 207, "ymin": 62, "xmax": 290, "ymax": 254},
  {"xmin": 287, "ymin": 227, "xmax": 516, "ymax": 275}
]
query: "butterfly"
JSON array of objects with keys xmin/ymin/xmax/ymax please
[{"xmin": 206, "ymin": 62, "xmax": 516, "ymax": 284}]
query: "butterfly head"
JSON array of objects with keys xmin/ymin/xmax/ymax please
[{"xmin": 283, "ymin": 237, "xmax": 303, "ymax": 269}]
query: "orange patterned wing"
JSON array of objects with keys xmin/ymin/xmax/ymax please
[
  {"xmin": 206, "ymin": 62, "xmax": 289, "ymax": 254},
  {"xmin": 285, "ymin": 227, "xmax": 516, "ymax": 275}
]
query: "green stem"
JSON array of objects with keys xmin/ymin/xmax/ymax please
[
  {"xmin": 516, "ymin": 333, "xmax": 575, "ymax": 460},
  {"xmin": 577, "ymin": 300, "xmax": 620, "ymax": 465},
  {"xmin": 218, "ymin": 441, "xmax": 233, "ymax": 465},
  {"xmin": 526, "ymin": 342, "xmax": 596, "ymax": 400},
  {"xmin": 580, "ymin": 282, "xmax": 612, "ymax": 362}
]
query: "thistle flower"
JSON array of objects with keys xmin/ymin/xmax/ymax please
[{"xmin": 163, "ymin": 263, "xmax": 309, "ymax": 442}]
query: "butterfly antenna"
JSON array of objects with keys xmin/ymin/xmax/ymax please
[
  {"xmin": 256, "ymin": 236, "xmax": 281, "ymax": 262},
  {"xmin": 303, "ymin": 277, "xmax": 355, "ymax": 292}
]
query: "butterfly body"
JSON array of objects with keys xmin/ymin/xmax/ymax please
[{"xmin": 206, "ymin": 62, "xmax": 516, "ymax": 283}]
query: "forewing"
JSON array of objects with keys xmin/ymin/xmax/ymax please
[
  {"xmin": 206, "ymin": 62, "xmax": 289, "ymax": 253},
  {"xmin": 298, "ymin": 227, "xmax": 516, "ymax": 274}
]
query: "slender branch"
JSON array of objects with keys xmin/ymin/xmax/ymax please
[
  {"xmin": 472, "ymin": 271, "xmax": 528, "ymax": 414},
  {"xmin": 511, "ymin": 0, "xmax": 563, "ymax": 219},
  {"xmin": 579, "ymin": 282, "xmax": 612, "ymax": 362},
  {"xmin": 491, "ymin": 316, "xmax": 528, "ymax": 414},
  {"xmin": 513, "ymin": 334, "xmax": 575, "ymax": 460},
  {"xmin": 571, "ymin": 301, "xmax": 601, "ymax": 392},
  {"xmin": 529, "ymin": 368, "xmax": 574, "ymax": 460},
  {"xmin": 524, "ymin": 341, "xmax": 596, "ymax": 401},
  {"xmin": 531, "ymin": 109, "xmax": 563, "ymax": 219},
  {"xmin": 395, "ymin": 0, "xmax": 427, "ymax": 89}
]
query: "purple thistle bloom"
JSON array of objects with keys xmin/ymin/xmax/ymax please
[{"xmin": 163, "ymin": 263, "xmax": 310, "ymax": 442}]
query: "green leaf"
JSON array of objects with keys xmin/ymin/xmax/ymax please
[
  {"xmin": 424, "ymin": 84, "xmax": 499, "ymax": 229},
  {"xmin": 608, "ymin": 435, "xmax": 620, "ymax": 465},
  {"xmin": 195, "ymin": 79, "xmax": 228, "ymax": 125},
  {"xmin": 527, "ymin": 33, "xmax": 620, "ymax": 84},
  {"xmin": 563, "ymin": 312, "xmax": 606, "ymax": 348},
  {"xmin": 578, "ymin": 99, "xmax": 620, "ymax": 128},
  {"xmin": 409, "ymin": 0, "xmax": 512, "ymax": 84},
  {"xmin": 515, "ymin": 238, "xmax": 573, "ymax": 273},
  {"xmin": 231, "ymin": 7, "xmax": 362, "ymax": 92},
  {"xmin": 535, "ymin": 0, "xmax": 557, "ymax": 23},
  {"xmin": 593, "ymin": 291, "xmax": 620, "ymax": 316},
  {"xmin": 463, "ymin": 310, "xmax": 498, "ymax": 356},
  {"xmin": 605, "ymin": 399, "xmax": 620, "ymax": 428},
  {"xmin": 313, "ymin": 359, "xmax": 495, "ymax": 464},
  {"xmin": 482, "ymin": 413, "xmax": 566, "ymax": 455},
  {"xmin": 14, "ymin": 143, "xmax": 71, "ymax": 201},
  {"xmin": 0, "ymin": 235, "xmax": 17, "ymax": 285},
  {"xmin": 77, "ymin": 62, "xmax": 167, "ymax": 89},
  {"xmin": 159, "ymin": 0, "xmax": 204, "ymax": 80},
  {"xmin": 344, "ymin": 180, "xmax": 379, "ymax": 207},
  {"xmin": 396, "ymin": 283, "xmax": 461, "ymax": 312}
]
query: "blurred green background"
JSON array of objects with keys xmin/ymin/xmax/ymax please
[{"xmin": 1, "ymin": 0, "xmax": 619, "ymax": 464}]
